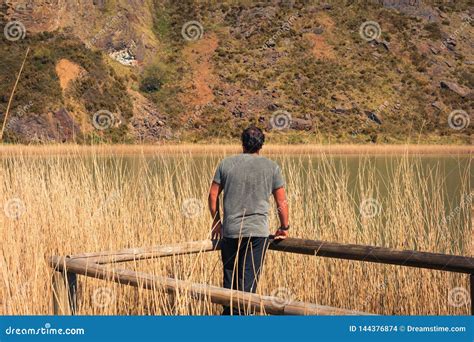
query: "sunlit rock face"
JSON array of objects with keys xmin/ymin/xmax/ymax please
[{"xmin": 3, "ymin": 0, "xmax": 151, "ymax": 53}]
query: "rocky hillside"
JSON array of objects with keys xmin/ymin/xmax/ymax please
[{"xmin": 0, "ymin": 0, "xmax": 472, "ymax": 144}]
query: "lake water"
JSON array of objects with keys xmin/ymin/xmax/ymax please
[{"xmin": 109, "ymin": 153, "xmax": 471, "ymax": 208}]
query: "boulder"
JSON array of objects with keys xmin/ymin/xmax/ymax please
[
  {"xmin": 267, "ymin": 103, "xmax": 279, "ymax": 111},
  {"xmin": 440, "ymin": 81, "xmax": 471, "ymax": 97},
  {"xmin": 306, "ymin": 6, "xmax": 318, "ymax": 13},
  {"xmin": 5, "ymin": 108, "xmax": 80, "ymax": 143},
  {"xmin": 314, "ymin": 27, "xmax": 324, "ymax": 35},
  {"xmin": 431, "ymin": 101, "xmax": 444, "ymax": 111},
  {"xmin": 366, "ymin": 111, "xmax": 382, "ymax": 125},
  {"xmin": 290, "ymin": 118, "xmax": 312, "ymax": 130},
  {"xmin": 374, "ymin": 39, "xmax": 390, "ymax": 51},
  {"xmin": 231, "ymin": 107, "xmax": 244, "ymax": 118},
  {"xmin": 331, "ymin": 93, "xmax": 349, "ymax": 102},
  {"xmin": 430, "ymin": 46, "xmax": 439, "ymax": 55}
]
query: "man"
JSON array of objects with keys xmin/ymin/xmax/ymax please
[{"xmin": 208, "ymin": 126, "xmax": 289, "ymax": 315}]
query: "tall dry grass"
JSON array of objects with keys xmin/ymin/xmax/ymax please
[
  {"xmin": 0, "ymin": 146, "xmax": 472, "ymax": 315},
  {"xmin": 0, "ymin": 144, "xmax": 472, "ymax": 157}
]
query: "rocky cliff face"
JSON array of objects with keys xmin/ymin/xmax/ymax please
[
  {"xmin": 0, "ymin": 0, "xmax": 472, "ymax": 144},
  {"xmin": 5, "ymin": 0, "xmax": 100, "ymax": 33},
  {"xmin": 4, "ymin": 0, "xmax": 155, "ymax": 55}
]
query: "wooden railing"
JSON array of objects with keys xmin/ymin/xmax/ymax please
[{"xmin": 49, "ymin": 237, "xmax": 474, "ymax": 315}]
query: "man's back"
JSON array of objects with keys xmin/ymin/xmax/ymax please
[
  {"xmin": 213, "ymin": 153, "xmax": 285, "ymax": 238},
  {"xmin": 208, "ymin": 126, "xmax": 289, "ymax": 314}
]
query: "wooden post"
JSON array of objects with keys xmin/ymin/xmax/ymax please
[
  {"xmin": 52, "ymin": 270, "xmax": 77, "ymax": 315},
  {"xmin": 67, "ymin": 272, "xmax": 78, "ymax": 314},
  {"xmin": 470, "ymin": 274, "xmax": 473, "ymax": 316}
]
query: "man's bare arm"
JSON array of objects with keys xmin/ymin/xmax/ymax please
[
  {"xmin": 272, "ymin": 187, "xmax": 289, "ymax": 239},
  {"xmin": 208, "ymin": 181, "xmax": 223, "ymax": 239}
]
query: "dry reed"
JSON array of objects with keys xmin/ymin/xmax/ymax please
[{"xmin": 0, "ymin": 145, "xmax": 471, "ymax": 315}]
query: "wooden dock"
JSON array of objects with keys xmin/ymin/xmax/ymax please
[{"xmin": 48, "ymin": 237, "xmax": 474, "ymax": 315}]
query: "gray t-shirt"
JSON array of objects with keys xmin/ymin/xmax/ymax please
[{"xmin": 212, "ymin": 153, "xmax": 285, "ymax": 238}]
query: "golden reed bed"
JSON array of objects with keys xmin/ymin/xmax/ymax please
[
  {"xmin": 0, "ymin": 145, "xmax": 472, "ymax": 315},
  {"xmin": 0, "ymin": 144, "xmax": 472, "ymax": 156}
]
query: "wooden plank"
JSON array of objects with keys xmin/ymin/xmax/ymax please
[
  {"xmin": 66, "ymin": 238, "xmax": 474, "ymax": 274},
  {"xmin": 268, "ymin": 238, "xmax": 474, "ymax": 274},
  {"xmin": 68, "ymin": 240, "xmax": 220, "ymax": 264},
  {"xmin": 49, "ymin": 256, "xmax": 371, "ymax": 316}
]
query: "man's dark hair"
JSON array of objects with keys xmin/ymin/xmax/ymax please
[{"xmin": 241, "ymin": 126, "xmax": 265, "ymax": 153}]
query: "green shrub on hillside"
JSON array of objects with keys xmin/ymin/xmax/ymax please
[{"xmin": 0, "ymin": 29, "xmax": 133, "ymax": 142}]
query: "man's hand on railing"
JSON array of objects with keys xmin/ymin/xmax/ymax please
[
  {"xmin": 274, "ymin": 226, "xmax": 289, "ymax": 240},
  {"xmin": 211, "ymin": 221, "xmax": 223, "ymax": 240}
]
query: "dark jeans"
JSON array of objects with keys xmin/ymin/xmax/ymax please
[{"xmin": 221, "ymin": 236, "xmax": 269, "ymax": 315}]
